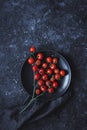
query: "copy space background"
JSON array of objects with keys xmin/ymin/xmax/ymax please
[{"xmin": 0, "ymin": 0, "xmax": 87, "ymax": 130}]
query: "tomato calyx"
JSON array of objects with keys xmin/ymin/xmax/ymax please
[
  {"xmin": 50, "ymin": 75, "xmax": 55, "ymax": 82},
  {"xmin": 37, "ymin": 53, "xmax": 44, "ymax": 60}
]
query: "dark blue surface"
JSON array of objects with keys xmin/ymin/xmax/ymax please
[{"xmin": 0, "ymin": 0, "xmax": 87, "ymax": 130}]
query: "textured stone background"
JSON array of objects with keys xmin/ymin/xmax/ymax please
[{"xmin": 0, "ymin": 0, "xmax": 87, "ymax": 130}]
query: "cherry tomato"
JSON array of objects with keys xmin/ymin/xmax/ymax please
[
  {"xmin": 52, "ymin": 81, "xmax": 59, "ymax": 88},
  {"xmin": 35, "ymin": 59, "xmax": 41, "ymax": 66},
  {"xmin": 37, "ymin": 53, "xmax": 44, "ymax": 60},
  {"xmin": 46, "ymin": 80, "xmax": 51, "ymax": 87},
  {"xmin": 35, "ymin": 88, "xmax": 41, "ymax": 95},
  {"xmin": 47, "ymin": 69, "xmax": 53, "ymax": 75},
  {"xmin": 32, "ymin": 65, "xmax": 38, "ymax": 72},
  {"xmin": 28, "ymin": 57, "xmax": 35, "ymax": 64},
  {"xmin": 34, "ymin": 73, "xmax": 40, "ymax": 80},
  {"xmin": 50, "ymin": 64, "xmax": 56, "ymax": 70},
  {"xmin": 39, "ymin": 68, "xmax": 45, "ymax": 75},
  {"xmin": 60, "ymin": 70, "xmax": 66, "ymax": 76},
  {"xmin": 46, "ymin": 57, "xmax": 52, "ymax": 63},
  {"xmin": 53, "ymin": 58, "xmax": 58, "ymax": 64},
  {"xmin": 38, "ymin": 79, "xmax": 44, "ymax": 86},
  {"xmin": 48, "ymin": 87, "xmax": 54, "ymax": 93},
  {"xmin": 55, "ymin": 74, "xmax": 60, "ymax": 80},
  {"xmin": 42, "ymin": 63, "xmax": 48, "ymax": 69},
  {"xmin": 50, "ymin": 75, "xmax": 55, "ymax": 82},
  {"xmin": 54, "ymin": 68, "xmax": 60, "ymax": 74},
  {"xmin": 29, "ymin": 46, "xmax": 36, "ymax": 53},
  {"xmin": 40, "ymin": 85, "xmax": 47, "ymax": 92},
  {"xmin": 42, "ymin": 74, "xmax": 48, "ymax": 81}
]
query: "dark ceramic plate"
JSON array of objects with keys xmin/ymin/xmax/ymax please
[{"xmin": 21, "ymin": 50, "xmax": 71, "ymax": 101}]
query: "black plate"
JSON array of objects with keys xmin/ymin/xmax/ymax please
[{"xmin": 21, "ymin": 50, "xmax": 71, "ymax": 101}]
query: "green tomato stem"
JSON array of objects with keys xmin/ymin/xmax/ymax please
[
  {"xmin": 19, "ymin": 92, "xmax": 44, "ymax": 114},
  {"xmin": 19, "ymin": 98, "xmax": 35, "ymax": 114},
  {"xmin": 32, "ymin": 71, "xmax": 36, "ymax": 98},
  {"xmin": 19, "ymin": 52, "xmax": 45, "ymax": 114}
]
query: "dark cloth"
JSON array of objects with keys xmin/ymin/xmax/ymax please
[{"xmin": 0, "ymin": 88, "xmax": 72, "ymax": 130}]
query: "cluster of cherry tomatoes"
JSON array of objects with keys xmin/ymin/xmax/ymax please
[{"xmin": 28, "ymin": 46, "xmax": 66, "ymax": 95}]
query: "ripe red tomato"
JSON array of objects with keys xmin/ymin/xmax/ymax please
[
  {"xmin": 55, "ymin": 74, "xmax": 60, "ymax": 80},
  {"xmin": 47, "ymin": 69, "xmax": 53, "ymax": 75},
  {"xmin": 42, "ymin": 63, "xmax": 48, "ymax": 69},
  {"xmin": 53, "ymin": 58, "xmax": 58, "ymax": 64},
  {"xmin": 35, "ymin": 88, "xmax": 41, "ymax": 95},
  {"xmin": 40, "ymin": 85, "xmax": 47, "ymax": 92},
  {"xmin": 50, "ymin": 64, "xmax": 56, "ymax": 70},
  {"xmin": 32, "ymin": 65, "xmax": 38, "ymax": 72},
  {"xmin": 35, "ymin": 59, "xmax": 41, "ymax": 66},
  {"xmin": 29, "ymin": 46, "xmax": 36, "ymax": 53},
  {"xmin": 34, "ymin": 73, "xmax": 40, "ymax": 80},
  {"xmin": 52, "ymin": 81, "xmax": 59, "ymax": 88},
  {"xmin": 42, "ymin": 74, "xmax": 48, "ymax": 81},
  {"xmin": 39, "ymin": 68, "xmax": 45, "ymax": 75},
  {"xmin": 38, "ymin": 79, "xmax": 44, "ymax": 86},
  {"xmin": 46, "ymin": 80, "xmax": 51, "ymax": 86},
  {"xmin": 46, "ymin": 57, "xmax": 52, "ymax": 63},
  {"xmin": 48, "ymin": 87, "xmax": 54, "ymax": 93},
  {"xmin": 50, "ymin": 76, "xmax": 55, "ymax": 82},
  {"xmin": 28, "ymin": 57, "xmax": 35, "ymax": 64},
  {"xmin": 60, "ymin": 70, "xmax": 66, "ymax": 76},
  {"xmin": 54, "ymin": 68, "xmax": 60, "ymax": 74},
  {"xmin": 37, "ymin": 53, "xmax": 44, "ymax": 60}
]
